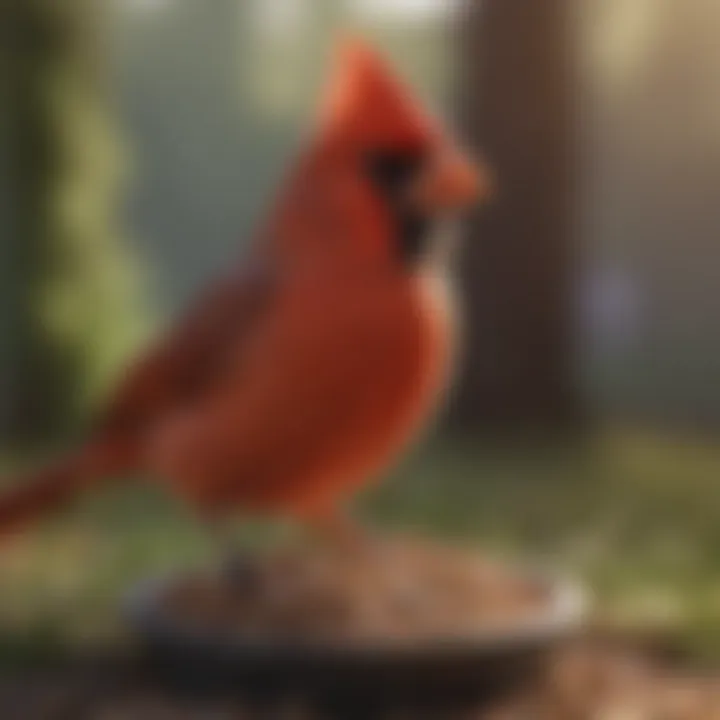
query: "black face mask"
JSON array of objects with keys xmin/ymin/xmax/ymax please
[{"xmin": 365, "ymin": 150, "xmax": 433, "ymax": 265}]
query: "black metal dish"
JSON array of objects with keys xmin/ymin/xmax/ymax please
[{"xmin": 124, "ymin": 566, "xmax": 586, "ymax": 711}]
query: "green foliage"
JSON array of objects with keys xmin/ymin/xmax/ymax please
[
  {"xmin": 2, "ymin": 0, "xmax": 151, "ymax": 448},
  {"xmin": 40, "ymin": 34, "xmax": 151, "ymax": 417}
]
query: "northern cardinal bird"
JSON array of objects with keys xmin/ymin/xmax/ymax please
[{"xmin": 0, "ymin": 39, "xmax": 489, "ymax": 547}]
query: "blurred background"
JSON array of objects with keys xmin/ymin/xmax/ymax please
[{"xmin": 1, "ymin": 0, "xmax": 720, "ymax": 662}]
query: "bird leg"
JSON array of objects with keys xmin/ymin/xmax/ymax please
[{"xmin": 207, "ymin": 520, "xmax": 261, "ymax": 596}]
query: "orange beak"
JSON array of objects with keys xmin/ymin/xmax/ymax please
[{"xmin": 409, "ymin": 146, "xmax": 494, "ymax": 213}]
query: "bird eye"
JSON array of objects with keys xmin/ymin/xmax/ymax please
[{"xmin": 364, "ymin": 150, "xmax": 426, "ymax": 195}]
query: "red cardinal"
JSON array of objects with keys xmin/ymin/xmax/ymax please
[{"xmin": 0, "ymin": 39, "xmax": 489, "ymax": 545}]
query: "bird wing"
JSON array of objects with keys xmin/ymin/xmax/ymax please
[
  {"xmin": 148, "ymin": 277, "xmax": 429, "ymax": 516},
  {"xmin": 94, "ymin": 252, "xmax": 277, "ymax": 442}
]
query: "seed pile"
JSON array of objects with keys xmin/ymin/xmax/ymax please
[{"xmin": 162, "ymin": 539, "xmax": 548, "ymax": 643}]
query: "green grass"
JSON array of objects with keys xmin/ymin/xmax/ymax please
[{"xmin": 2, "ymin": 431, "xmax": 720, "ymax": 662}]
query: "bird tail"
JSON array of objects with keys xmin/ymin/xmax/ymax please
[{"xmin": 0, "ymin": 440, "xmax": 131, "ymax": 540}]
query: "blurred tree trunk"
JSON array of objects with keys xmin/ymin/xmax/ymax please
[
  {"xmin": 1, "ymin": 0, "xmax": 67, "ymax": 447},
  {"xmin": 0, "ymin": 1, "xmax": 147, "ymax": 451},
  {"xmin": 451, "ymin": 0, "xmax": 582, "ymax": 433}
]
